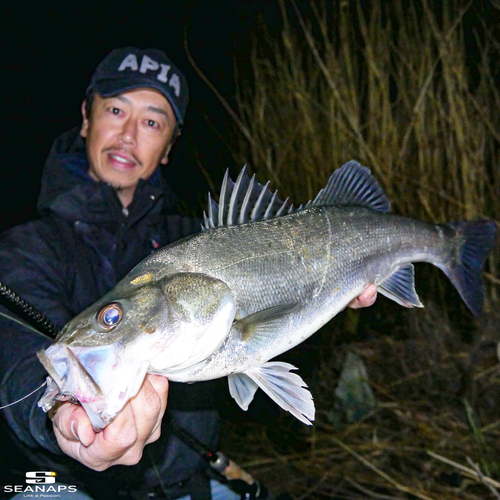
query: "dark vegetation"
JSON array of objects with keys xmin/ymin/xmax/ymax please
[{"xmin": 213, "ymin": 1, "xmax": 500, "ymax": 497}]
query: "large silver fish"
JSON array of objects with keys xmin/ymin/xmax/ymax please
[{"xmin": 37, "ymin": 161, "xmax": 497, "ymax": 429}]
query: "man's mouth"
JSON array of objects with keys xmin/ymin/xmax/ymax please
[{"xmin": 108, "ymin": 153, "xmax": 136, "ymax": 168}]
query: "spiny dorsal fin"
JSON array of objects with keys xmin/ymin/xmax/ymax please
[
  {"xmin": 202, "ymin": 161, "xmax": 388, "ymax": 231},
  {"xmin": 312, "ymin": 160, "xmax": 390, "ymax": 213},
  {"xmin": 202, "ymin": 166, "xmax": 293, "ymax": 230}
]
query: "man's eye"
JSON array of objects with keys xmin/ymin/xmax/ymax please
[
  {"xmin": 108, "ymin": 107, "xmax": 121, "ymax": 115},
  {"xmin": 146, "ymin": 119, "xmax": 158, "ymax": 128}
]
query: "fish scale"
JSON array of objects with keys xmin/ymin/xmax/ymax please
[{"xmin": 37, "ymin": 161, "xmax": 497, "ymax": 428}]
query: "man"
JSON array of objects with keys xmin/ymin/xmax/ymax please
[{"xmin": 0, "ymin": 47, "xmax": 376, "ymax": 499}]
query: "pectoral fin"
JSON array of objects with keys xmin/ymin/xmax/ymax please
[
  {"xmin": 235, "ymin": 303, "xmax": 301, "ymax": 343},
  {"xmin": 378, "ymin": 264, "xmax": 424, "ymax": 308},
  {"xmin": 228, "ymin": 362, "xmax": 315, "ymax": 425}
]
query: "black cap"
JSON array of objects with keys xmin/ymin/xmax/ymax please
[{"xmin": 86, "ymin": 47, "xmax": 189, "ymax": 125}]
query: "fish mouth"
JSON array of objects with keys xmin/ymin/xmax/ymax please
[
  {"xmin": 36, "ymin": 346, "xmax": 103, "ymax": 411},
  {"xmin": 37, "ymin": 376, "xmax": 78, "ymax": 413},
  {"xmin": 36, "ymin": 342, "xmax": 146, "ymax": 430},
  {"xmin": 37, "ymin": 348, "xmax": 65, "ymax": 391}
]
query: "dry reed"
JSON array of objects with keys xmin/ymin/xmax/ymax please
[
  {"xmin": 228, "ymin": 0, "xmax": 499, "ymax": 303},
  {"xmin": 214, "ymin": 0, "xmax": 500, "ymax": 498}
]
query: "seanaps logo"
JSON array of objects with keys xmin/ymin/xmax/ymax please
[
  {"xmin": 3, "ymin": 471, "xmax": 78, "ymax": 496},
  {"xmin": 26, "ymin": 471, "xmax": 56, "ymax": 484}
]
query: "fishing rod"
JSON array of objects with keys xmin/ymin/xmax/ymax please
[
  {"xmin": 0, "ymin": 280, "xmax": 59, "ymax": 338},
  {"xmin": 169, "ymin": 417, "xmax": 272, "ymax": 500},
  {"xmin": 0, "ymin": 279, "xmax": 273, "ymax": 500}
]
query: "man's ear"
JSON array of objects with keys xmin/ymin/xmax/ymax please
[
  {"xmin": 80, "ymin": 101, "xmax": 89, "ymax": 138},
  {"xmin": 160, "ymin": 143, "xmax": 173, "ymax": 165}
]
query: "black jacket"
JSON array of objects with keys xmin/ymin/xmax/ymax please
[{"xmin": 0, "ymin": 127, "xmax": 222, "ymax": 499}]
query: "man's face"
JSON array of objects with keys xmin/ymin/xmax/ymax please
[{"xmin": 80, "ymin": 88, "xmax": 177, "ymax": 203}]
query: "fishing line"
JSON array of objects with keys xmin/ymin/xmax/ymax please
[{"xmin": 0, "ymin": 380, "xmax": 47, "ymax": 409}]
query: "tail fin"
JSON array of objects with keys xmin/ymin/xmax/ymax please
[{"xmin": 441, "ymin": 219, "xmax": 497, "ymax": 316}]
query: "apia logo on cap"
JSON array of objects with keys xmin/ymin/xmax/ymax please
[
  {"xmin": 87, "ymin": 47, "xmax": 189, "ymax": 125},
  {"xmin": 118, "ymin": 54, "xmax": 181, "ymax": 97}
]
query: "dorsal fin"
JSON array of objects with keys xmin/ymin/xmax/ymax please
[
  {"xmin": 202, "ymin": 161, "xmax": 389, "ymax": 231},
  {"xmin": 312, "ymin": 160, "xmax": 390, "ymax": 213},
  {"xmin": 202, "ymin": 166, "xmax": 293, "ymax": 230}
]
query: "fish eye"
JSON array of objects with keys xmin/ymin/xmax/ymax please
[{"xmin": 97, "ymin": 303, "xmax": 123, "ymax": 329}]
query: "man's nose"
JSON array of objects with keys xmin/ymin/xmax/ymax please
[{"xmin": 118, "ymin": 119, "xmax": 138, "ymax": 145}]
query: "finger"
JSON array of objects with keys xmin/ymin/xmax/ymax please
[
  {"xmin": 99, "ymin": 402, "xmax": 139, "ymax": 453},
  {"xmin": 130, "ymin": 375, "xmax": 166, "ymax": 438},
  {"xmin": 50, "ymin": 402, "xmax": 95, "ymax": 447},
  {"xmin": 146, "ymin": 373, "xmax": 169, "ymax": 398},
  {"xmin": 145, "ymin": 424, "xmax": 162, "ymax": 445},
  {"xmin": 146, "ymin": 374, "xmax": 169, "ymax": 415},
  {"xmin": 94, "ymin": 376, "xmax": 165, "ymax": 466},
  {"xmin": 75, "ymin": 404, "xmax": 140, "ymax": 470},
  {"xmin": 360, "ymin": 284, "xmax": 377, "ymax": 306},
  {"xmin": 94, "ymin": 385, "xmax": 159, "ymax": 467},
  {"xmin": 347, "ymin": 284, "xmax": 377, "ymax": 309}
]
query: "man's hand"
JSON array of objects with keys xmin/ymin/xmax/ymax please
[
  {"xmin": 347, "ymin": 284, "xmax": 377, "ymax": 309},
  {"xmin": 49, "ymin": 374, "xmax": 168, "ymax": 471}
]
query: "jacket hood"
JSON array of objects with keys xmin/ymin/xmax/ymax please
[{"xmin": 37, "ymin": 127, "xmax": 179, "ymax": 227}]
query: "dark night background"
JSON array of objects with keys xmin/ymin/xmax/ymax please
[
  {"xmin": 1, "ymin": 1, "xmax": 497, "ymax": 231},
  {"xmin": 0, "ymin": 2, "xmax": 286, "ymax": 231}
]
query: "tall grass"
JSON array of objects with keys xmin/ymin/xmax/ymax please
[
  {"xmin": 215, "ymin": 1, "xmax": 500, "ymax": 498},
  {"xmin": 229, "ymin": 0, "xmax": 499, "ymax": 305}
]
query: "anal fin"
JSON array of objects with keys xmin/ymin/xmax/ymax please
[
  {"xmin": 378, "ymin": 264, "xmax": 424, "ymax": 308},
  {"xmin": 229, "ymin": 362, "xmax": 315, "ymax": 425}
]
